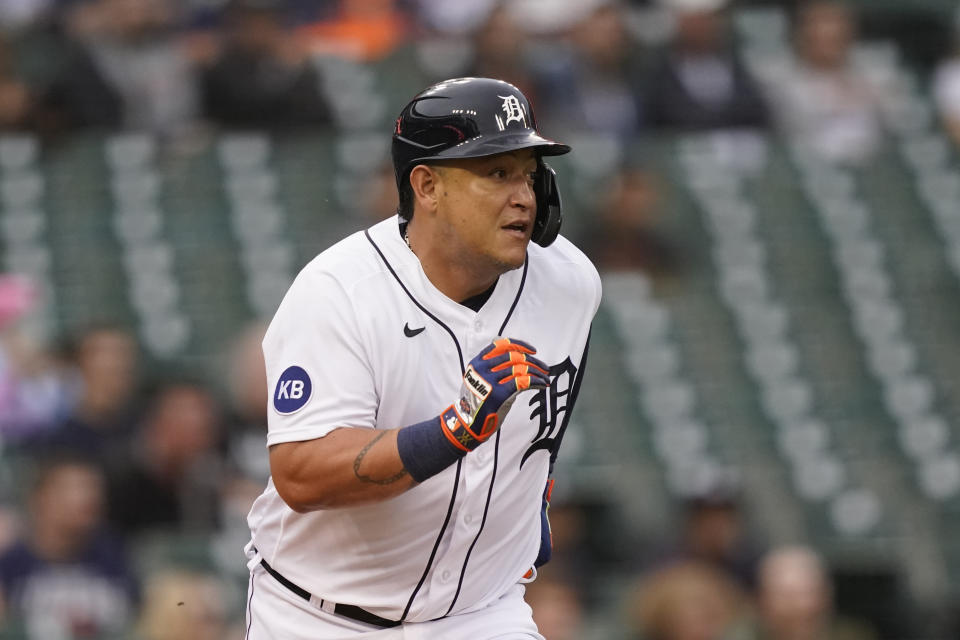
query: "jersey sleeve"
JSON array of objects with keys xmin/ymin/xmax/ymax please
[
  {"xmin": 262, "ymin": 267, "xmax": 377, "ymax": 446},
  {"xmin": 561, "ymin": 235, "xmax": 603, "ymax": 320},
  {"xmin": 586, "ymin": 257, "xmax": 602, "ymax": 317}
]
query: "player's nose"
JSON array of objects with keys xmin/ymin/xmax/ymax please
[{"xmin": 509, "ymin": 177, "xmax": 535, "ymax": 211}]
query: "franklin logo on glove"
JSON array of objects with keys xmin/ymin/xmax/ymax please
[
  {"xmin": 398, "ymin": 337, "xmax": 551, "ymax": 481},
  {"xmin": 440, "ymin": 338, "xmax": 549, "ymax": 453},
  {"xmin": 464, "ymin": 366, "xmax": 492, "ymax": 399}
]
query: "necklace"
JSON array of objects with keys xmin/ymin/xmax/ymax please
[{"xmin": 404, "ymin": 227, "xmax": 412, "ymax": 250}]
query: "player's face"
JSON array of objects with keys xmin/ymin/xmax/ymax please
[{"xmin": 434, "ymin": 149, "xmax": 538, "ymax": 275}]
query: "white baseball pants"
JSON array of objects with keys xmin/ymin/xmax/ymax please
[{"xmin": 244, "ymin": 563, "xmax": 545, "ymax": 640}]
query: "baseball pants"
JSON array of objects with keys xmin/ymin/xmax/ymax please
[{"xmin": 244, "ymin": 563, "xmax": 545, "ymax": 640}]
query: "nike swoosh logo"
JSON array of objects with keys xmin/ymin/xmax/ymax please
[{"xmin": 404, "ymin": 323, "xmax": 425, "ymax": 338}]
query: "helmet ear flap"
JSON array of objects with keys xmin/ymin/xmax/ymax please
[{"xmin": 532, "ymin": 163, "xmax": 562, "ymax": 247}]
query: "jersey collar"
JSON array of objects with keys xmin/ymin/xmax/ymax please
[{"xmin": 367, "ymin": 216, "xmax": 526, "ymax": 328}]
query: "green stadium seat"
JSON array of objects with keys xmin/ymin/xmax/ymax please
[
  {"xmin": 777, "ymin": 419, "xmax": 832, "ymax": 464},
  {"xmin": 0, "ymin": 135, "xmax": 38, "ymax": 172},
  {"xmin": 898, "ymin": 416, "xmax": 950, "ymax": 461},
  {"xmin": 713, "ymin": 237, "xmax": 766, "ymax": 270},
  {"xmin": 746, "ymin": 341, "xmax": 798, "ymax": 381},
  {"xmin": 793, "ymin": 453, "xmax": 847, "ymax": 502},
  {"xmin": 2, "ymin": 244, "xmax": 50, "ymax": 278},
  {"xmin": 719, "ymin": 266, "xmax": 769, "ymax": 307},
  {"xmin": 0, "ymin": 208, "xmax": 44, "ymax": 246},
  {"xmin": 624, "ymin": 345, "xmax": 680, "ymax": 386},
  {"xmin": 828, "ymin": 487, "xmax": 883, "ymax": 537},
  {"xmin": 917, "ymin": 454, "xmax": 960, "ymax": 501},
  {"xmin": 217, "ymin": 133, "xmax": 272, "ymax": 171},
  {"xmin": 737, "ymin": 302, "xmax": 789, "ymax": 344},
  {"xmin": 867, "ymin": 339, "xmax": 917, "ymax": 381},
  {"xmin": 104, "ymin": 133, "xmax": 156, "ymax": 171},
  {"xmin": 642, "ymin": 380, "xmax": 697, "ymax": 427},
  {"xmin": 883, "ymin": 376, "xmax": 935, "ymax": 424},
  {"xmin": 761, "ymin": 378, "xmax": 814, "ymax": 426},
  {"xmin": 112, "ymin": 206, "xmax": 163, "ymax": 245},
  {"xmin": 0, "ymin": 172, "xmax": 44, "ymax": 210}
]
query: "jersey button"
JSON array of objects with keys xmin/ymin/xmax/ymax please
[
  {"xmin": 441, "ymin": 570, "xmax": 452, "ymax": 582},
  {"xmin": 464, "ymin": 514, "xmax": 473, "ymax": 525},
  {"xmin": 473, "ymin": 319, "xmax": 482, "ymax": 331}
]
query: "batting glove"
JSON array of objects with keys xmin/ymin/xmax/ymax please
[{"xmin": 440, "ymin": 338, "xmax": 551, "ymax": 452}]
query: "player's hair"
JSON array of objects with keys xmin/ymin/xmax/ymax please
[
  {"xmin": 398, "ymin": 178, "xmax": 414, "ymax": 220},
  {"xmin": 27, "ymin": 452, "xmax": 101, "ymax": 498}
]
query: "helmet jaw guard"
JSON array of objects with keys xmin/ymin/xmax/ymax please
[
  {"xmin": 532, "ymin": 163, "xmax": 562, "ymax": 247},
  {"xmin": 392, "ymin": 77, "xmax": 570, "ymax": 248}
]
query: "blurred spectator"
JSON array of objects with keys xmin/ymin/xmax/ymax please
[
  {"xmin": 534, "ymin": 1, "xmax": 646, "ymax": 137},
  {"xmin": 298, "ymin": 0, "xmax": 409, "ymax": 63},
  {"xmin": 524, "ymin": 572, "xmax": 586, "ymax": 640},
  {"xmin": 933, "ymin": 8, "xmax": 960, "ymax": 147},
  {"xmin": 761, "ymin": 1, "xmax": 887, "ymax": 165},
  {"xmin": 214, "ymin": 323, "xmax": 270, "ymax": 576},
  {"xmin": 106, "ymin": 380, "xmax": 224, "ymax": 536},
  {"xmin": 646, "ymin": 477, "xmax": 763, "ymax": 593},
  {"xmin": 627, "ymin": 560, "xmax": 748, "ymax": 640},
  {"xmin": 644, "ymin": 0, "xmax": 769, "ymax": 131},
  {"xmin": 540, "ymin": 498, "xmax": 599, "ymax": 600},
  {"xmin": 579, "ymin": 166, "xmax": 682, "ymax": 277},
  {"xmin": 0, "ymin": 38, "xmax": 32, "ymax": 131},
  {"xmin": 0, "ymin": 0, "xmax": 51, "ymax": 33},
  {"xmin": 538, "ymin": 493, "xmax": 634, "ymax": 611},
  {"xmin": 223, "ymin": 321, "xmax": 269, "ymax": 487},
  {"xmin": 0, "ymin": 276, "xmax": 72, "ymax": 442},
  {"xmin": 16, "ymin": 1, "xmax": 159, "ymax": 135},
  {"xmin": 0, "ymin": 456, "xmax": 138, "ymax": 639},
  {"xmin": 677, "ymin": 488, "xmax": 761, "ymax": 591},
  {"xmin": 415, "ymin": 0, "xmax": 597, "ymax": 38},
  {"xmin": 729, "ymin": 546, "xmax": 878, "ymax": 640},
  {"xmin": 32, "ymin": 35, "xmax": 122, "ymax": 133},
  {"xmin": 462, "ymin": 3, "xmax": 539, "ymax": 103},
  {"xmin": 53, "ymin": 0, "xmax": 198, "ymax": 135},
  {"xmin": 200, "ymin": 0, "xmax": 332, "ymax": 130},
  {"xmin": 136, "ymin": 568, "xmax": 241, "ymax": 640},
  {"xmin": 414, "ymin": 0, "xmax": 499, "ymax": 36},
  {"xmin": 23, "ymin": 324, "xmax": 140, "ymax": 460},
  {"xmin": 359, "ymin": 160, "xmax": 401, "ymax": 223}
]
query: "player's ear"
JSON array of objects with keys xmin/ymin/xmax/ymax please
[{"xmin": 409, "ymin": 164, "xmax": 440, "ymax": 214}]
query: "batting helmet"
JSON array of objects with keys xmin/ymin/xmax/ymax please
[{"xmin": 392, "ymin": 77, "xmax": 570, "ymax": 247}]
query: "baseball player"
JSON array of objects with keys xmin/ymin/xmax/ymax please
[{"xmin": 244, "ymin": 77, "xmax": 601, "ymax": 639}]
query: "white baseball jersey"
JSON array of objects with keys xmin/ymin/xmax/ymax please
[{"xmin": 248, "ymin": 215, "xmax": 600, "ymax": 624}]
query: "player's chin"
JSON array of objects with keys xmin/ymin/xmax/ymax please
[
  {"xmin": 492, "ymin": 249, "xmax": 527, "ymax": 272},
  {"xmin": 493, "ymin": 236, "xmax": 529, "ymax": 267}
]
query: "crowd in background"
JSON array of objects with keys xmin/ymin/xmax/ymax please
[
  {"xmin": 0, "ymin": 0, "xmax": 958, "ymax": 637},
  {"xmin": 0, "ymin": 0, "xmax": 954, "ymax": 154}
]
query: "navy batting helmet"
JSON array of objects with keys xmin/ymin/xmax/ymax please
[{"xmin": 392, "ymin": 77, "xmax": 570, "ymax": 247}]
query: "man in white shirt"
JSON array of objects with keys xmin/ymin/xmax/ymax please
[{"xmin": 244, "ymin": 77, "xmax": 601, "ymax": 639}]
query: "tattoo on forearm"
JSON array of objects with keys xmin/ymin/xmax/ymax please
[{"xmin": 354, "ymin": 432, "xmax": 409, "ymax": 485}]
